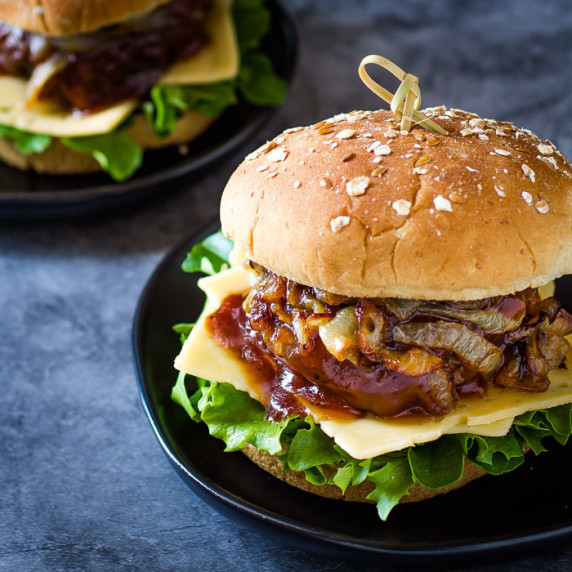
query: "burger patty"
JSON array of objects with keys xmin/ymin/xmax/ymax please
[
  {"xmin": 0, "ymin": 0, "xmax": 212, "ymax": 113},
  {"xmin": 206, "ymin": 263, "xmax": 572, "ymax": 420}
]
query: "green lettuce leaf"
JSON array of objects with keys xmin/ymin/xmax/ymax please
[
  {"xmin": 172, "ymin": 323, "xmax": 195, "ymax": 344},
  {"xmin": 0, "ymin": 125, "xmax": 52, "ymax": 154},
  {"xmin": 196, "ymin": 380, "xmax": 290, "ymax": 454},
  {"xmin": 142, "ymin": 0, "xmax": 287, "ymax": 138},
  {"xmin": 237, "ymin": 52, "xmax": 289, "ymax": 106},
  {"xmin": 408, "ymin": 435, "xmax": 465, "ymax": 489},
  {"xmin": 144, "ymin": 83, "xmax": 237, "ymax": 137},
  {"xmin": 366, "ymin": 458, "xmax": 415, "ymax": 521},
  {"xmin": 172, "ymin": 372, "xmax": 202, "ymax": 422},
  {"xmin": 182, "ymin": 230, "xmax": 234, "ymax": 275},
  {"xmin": 61, "ymin": 132, "xmax": 142, "ymax": 181},
  {"xmin": 173, "ymin": 375, "xmax": 572, "ymax": 521},
  {"xmin": 233, "ymin": 0, "xmax": 271, "ymax": 51}
]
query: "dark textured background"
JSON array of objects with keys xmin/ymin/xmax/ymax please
[{"xmin": 2, "ymin": 1, "xmax": 572, "ymax": 569}]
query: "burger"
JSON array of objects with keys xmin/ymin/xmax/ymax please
[
  {"xmin": 0, "ymin": 0, "xmax": 287, "ymax": 180},
  {"xmin": 172, "ymin": 106, "xmax": 572, "ymax": 520}
]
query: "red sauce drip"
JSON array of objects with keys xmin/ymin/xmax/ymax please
[
  {"xmin": 206, "ymin": 295, "xmax": 464, "ymax": 421},
  {"xmin": 206, "ymin": 294, "xmax": 362, "ymax": 421}
]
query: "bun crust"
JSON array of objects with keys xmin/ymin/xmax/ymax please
[
  {"xmin": 242, "ymin": 443, "xmax": 487, "ymax": 504},
  {"xmin": 0, "ymin": 109, "xmax": 214, "ymax": 175},
  {"xmin": 0, "ymin": 0, "xmax": 170, "ymax": 36},
  {"xmin": 221, "ymin": 109, "xmax": 572, "ymax": 300}
]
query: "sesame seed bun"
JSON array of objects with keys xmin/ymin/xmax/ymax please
[
  {"xmin": 0, "ymin": 109, "xmax": 214, "ymax": 175},
  {"xmin": 0, "ymin": 0, "xmax": 170, "ymax": 36},
  {"xmin": 221, "ymin": 108, "xmax": 572, "ymax": 301}
]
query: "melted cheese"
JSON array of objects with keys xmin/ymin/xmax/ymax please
[
  {"xmin": 0, "ymin": 0, "xmax": 238, "ymax": 137},
  {"xmin": 175, "ymin": 266, "xmax": 572, "ymax": 460},
  {"xmin": 160, "ymin": 0, "xmax": 239, "ymax": 85}
]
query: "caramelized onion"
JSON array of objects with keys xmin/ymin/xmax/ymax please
[
  {"xmin": 545, "ymin": 309, "xmax": 572, "ymax": 337},
  {"xmin": 417, "ymin": 301, "xmax": 526, "ymax": 333},
  {"xmin": 393, "ymin": 321, "xmax": 503, "ymax": 375},
  {"xmin": 318, "ymin": 306, "xmax": 359, "ymax": 363},
  {"xmin": 377, "ymin": 347, "xmax": 443, "ymax": 376},
  {"xmin": 356, "ymin": 299, "xmax": 392, "ymax": 358}
]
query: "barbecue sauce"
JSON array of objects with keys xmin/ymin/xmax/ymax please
[{"xmin": 206, "ymin": 294, "xmax": 462, "ymax": 421}]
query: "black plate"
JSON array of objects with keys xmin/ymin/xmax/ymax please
[
  {"xmin": 0, "ymin": 1, "xmax": 297, "ymax": 220},
  {"xmin": 133, "ymin": 219, "xmax": 572, "ymax": 567}
]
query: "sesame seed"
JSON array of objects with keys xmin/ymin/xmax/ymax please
[
  {"xmin": 336, "ymin": 129, "xmax": 356, "ymax": 140},
  {"xmin": 433, "ymin": 195, "xmax": 453, "ymax": 212},
  {"xmin": 427, "ymin": 137, "xmax": 442, "ymax": 146},
  {"xmin": 494, "ymin": 185, "xmax": 505, "ymax": 197},
  {"xmin": 267, "ymin": 172, "xmax": 278, "ymax": 178},
  {"xmin": 293, "ymin": 180, "xmax": 301, "ymax": 188},
  {"xmin": 495, "ymin": 128, "xmax": 507, "ymax": 137},
  {"xmin": 367, "ymin": 141, "xmax": 381, "ymax": 152},
  {"xmin": 320, "ymin": 178, "xmax": 332, "ymax": 189},
  {"xmin": 392, "ymin": 199, "xmax": 411, "ymax": 216},
  {"xmin": 494, "ymin": 148, "xmax": 511, "ymax": 156},
  {"xmin": 535, "ymin": 200, "xmax": 549, "ymax": 214},
  {"xmin": 342, "ymin": 152, "xmax": 356, "ymax": 162},
  {"xmin": 330, "ymin": 216, "xmax": 351, "ymax": 232},
  {"xmin": 346, "ymin": 176, "xmax": 370, "ymax": 196},
  {"xmin": 372, "ymin": 156, "xmax": 382, "ymax": 164},
  {"xmin": 479, "ymin": 134, "xmax": 489, "ymax": 141},
  {"xmin": 521, "ymin": 191, "xmax": 533, "ymax": 205},
  {"xmin": 413, "ymin": 166, "xmax": 429, "ymax": 175},
  {"xmin": 384, "ymin": 128, "xmax": 398, "ymax": 138},
  {"xmin": 330, "ymin": 142, "xmax": 339, "ymax": 149},
  {"xmin": 267, "ymin": 147, "xmax": 289, "ymax": 162},
  {"xmin": 466, "ymin": 166, "xmax": 478, "ymax": 172},
  {"xmin": 400, "ymin": 130, "xmax": 409, "ymax": 136},
  {"xmin": 538, "ymin": 143, "xmax": 553, "ymax": 156},
  {"xmin": 257, "ymin": 164, "xmax": 269, "ymax": 172},
  {"xmin": 522, "ymin": 164, "xmax": 536, "ymax": 182}
]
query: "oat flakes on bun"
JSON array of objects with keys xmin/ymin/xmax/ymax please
[{"xmin": 173, "ymin": 56, "xmax": 572, "ymax": 520}]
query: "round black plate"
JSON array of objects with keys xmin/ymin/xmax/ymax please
[
  {"xmin": 0, "ymin": 0, "xmax": 297, "ymax": 220},
  {"xmin": 133, "ymin": 219, "xmax": 572, "ymax": 567}
]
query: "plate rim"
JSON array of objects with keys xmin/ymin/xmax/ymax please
[{"xmin": 132, "ymin": 218, "xmax": 572, "ymax": 564}]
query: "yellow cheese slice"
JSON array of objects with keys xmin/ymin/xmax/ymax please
[
  {"xmin": 0, "ymin": 76, "xmax": 137, "ymax": 137},
  {"xmin": 160, "ymin": 0, "xmax": 239, "ymax": 85},
  {"xmin": 175, "ymin": 266, "xmax": 572, "ymax": 460}
]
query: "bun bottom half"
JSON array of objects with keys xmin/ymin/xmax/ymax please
[
  {"xmin": 0, "ymin": 109, "xmax": 215, "ymax": 175},
  {"xmin": 242, "ymin": 443, "xmax": 487, "ymax": 504}
]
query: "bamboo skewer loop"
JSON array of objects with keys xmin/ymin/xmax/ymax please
[{"xmin": 358, "ymin": 55, "xmax": 448, "ymax": 136}]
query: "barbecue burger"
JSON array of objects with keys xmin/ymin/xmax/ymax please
[
  {"xmin": 0, "ymin": 0, "xmax": 287, "ymax": 180},
  {"xmin": 173, "ymin": 107, "xmax": 572, "ymax": 519}
]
